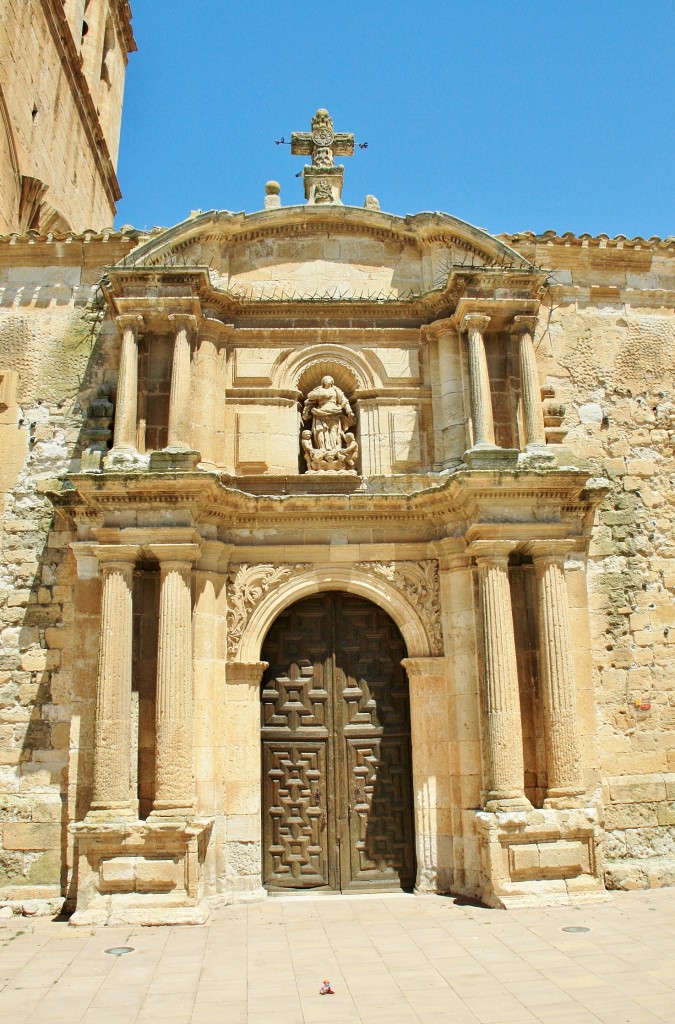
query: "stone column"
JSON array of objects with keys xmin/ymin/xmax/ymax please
[
  {"xmin": 528, "ymin": 541, "xmax": 585, "ymax": 806},
  {"xmin": 88, "ymin": 545, "xmax": 138, "ymax": 819},
  {"xmin": 463, "ymin": 314, "xmax": 496, "ymax": 448},
  {"xmin": 166, "ymin": 314, "xmax": 197, "ymax": 452},
  {"xmin": 148, "ymin": 543, "xmax": 200, "ymax": 817},
  {"xmin": 108, "ymin": 314, "xmax": 143, "ymax": 462},
  {"xmin": 513, "ymin": 316, "xmax": 546, "ymax": 448},
  {"xmin": 470, "ymin": 542, "xmax": 531, "ymax": 811}
]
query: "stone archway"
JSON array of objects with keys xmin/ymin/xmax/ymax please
[
  {"xmin": 260, "ymin": 591, "xmax": 416, "ymax": 893},
  {"xmin": 225, "ymin": 564, "xmax": 449, "ymax": 898}
]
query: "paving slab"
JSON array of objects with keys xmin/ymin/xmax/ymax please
[{"xmin": 0, "ymin": 889, "xmax": 675, "ymax": 1023}]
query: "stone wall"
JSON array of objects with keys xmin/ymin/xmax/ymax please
[
  {"xmin": 0, "ymin": 0, "xmax": 134, "ymax": 232},
  {"xmin": 0, "ymin": 232, "xmax": 135, "ymax": 906},
  {"xmin": 508, "ymin": 232, "xmax": 675, "ymax": 888}
]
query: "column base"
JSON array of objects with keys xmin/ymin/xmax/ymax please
[
  {"xmin": 69, "ymin": 817, "xmax": 213, "ymax": 927},
  {"xmin": 85, "ymin": 804, "xmax": 138, "ymax": 823},
  {"xmin": 544, "ymin": 787, "xmax": 588, "ymax": 810},
  {"xmin": 518, "ymin": 445, "xmax": 556, "ymax": 467},
  {"xmin": 104, "ymin": 447, "xmax": 148, "ymax": 470},
  {"xmin": 483, "ymin": 792, "xmax": 532, "ymax": 813},
  {"xmin": 149, "ymin": 449, "xmax": 200, "ymax": 471},
  {"xmin": 472, "ymin": 806, "xmax": 608, "ymax": 909},
  {"xmin": 463, "ymin": 446, "xmax": 520, "ymax": 469}
]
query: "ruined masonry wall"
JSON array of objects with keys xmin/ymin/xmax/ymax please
[{"xmin": 0, "ymin": 246, "xmax": 129, "ymax": 904}]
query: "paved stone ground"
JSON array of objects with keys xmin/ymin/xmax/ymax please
[{"xmin": 1, "ymin": 889, "xmax": 674, "ymax": 1024}]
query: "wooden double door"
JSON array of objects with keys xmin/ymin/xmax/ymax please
[{"xmin": 261, "ymin": 593, "xmax": 416, "ymax": 892}]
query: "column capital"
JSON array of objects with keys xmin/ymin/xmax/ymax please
[
  {"xmin": 462, "ymin": 313, "xmax": 491, "ymax": 334},
  {"xmin": 227, "ymin": 661, "xmax": 269, "ymax": 686},
  {"xmin": 467, "ymin": 540, "xmax": 518, "ymax": 565},
  {"xmin": 525, "ymin": 539, "xmax": 576, "ymax": 564},
  {"xmin": 147, "ymin": 542, "xmax": 201, "ymax": 567},
  {"xmin": 115, "ymin": 313, "xmax": 144, "ymax": 334},
  {"xmin": 168, "ymin": 313, "xmax": 198, "ymax": 332},
  {"xmin": 511, "ymin": 314, "xmax": 538, "ymax": 336},
  {"xmin": 91, "ymin": 544, "xmax": 139, "ymax": 568},
  {"xmin": 401, "ymin": 656, "xmax": 448, "ymax": 680},
  {"xmin": 424, "ymin": 317, "xmax": 456, "ymax": 338}
]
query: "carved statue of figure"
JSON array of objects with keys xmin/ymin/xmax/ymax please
[
  {"xmin": 300, "ymin": 377, "xmax": 358, "ymax": 473},
  {"xmin": 302, "ymin": 376, "xmax": 354, "ymax": 453}
]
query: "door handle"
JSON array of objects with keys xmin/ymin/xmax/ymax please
[{"xmin": 313, "ymin": 787, "xmax": 321, "ymax": 806}]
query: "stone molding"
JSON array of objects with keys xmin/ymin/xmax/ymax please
[{"xmin": 355, "ymin": 559, "xmax": 444, "ymax": 656}]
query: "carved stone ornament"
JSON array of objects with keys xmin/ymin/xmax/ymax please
[
  {"xmin": 226, "ymin": 564, "xmax": 310, "ymax": 655},
  {"xmin": 356, "ymin": 560, "xmax": 444, "ymax": 655},
  {"xmin": 313, "ymin": 178, "xmax": 334, "ymax": 204},
  {"xmin": 301, "ymin": 375, "xmax": 358, "ymax": 472}
]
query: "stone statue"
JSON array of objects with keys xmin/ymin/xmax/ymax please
[{"xmin": 301, "ymin": 376, "xmax": 358, "ymax": 473}]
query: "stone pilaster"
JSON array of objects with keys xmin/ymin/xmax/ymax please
[
  {"xmin": 463, "ymin": 314, "xmax": 495, "ymax": 448},
  {"xmin": 528, "ymin": 541, "xmax": 585, "ymax": 806},
  {"xmin": 402, "ymin": 657, "xmax": 453, "ymax": 894},
  {"xmin": 513, "ymin": 316, "xmax": 546, "ymax": 448},
  {"xmin": 87, "ymin": 545, "xmax": 138, "ymax": 819},
  {"xmin": 148, "ymin": 543, "xmax": 200, "ymax": 818},
  {"xmin": 106, "ymin": 314, "xmax": 143, "ymax": 466},
  {"xmin": 470, "ymin": 542, "xmax": 531, "ymax": 811},
  {"xmin": 166, "ymin": 314, "xmax": 197, "ymax": 453}
]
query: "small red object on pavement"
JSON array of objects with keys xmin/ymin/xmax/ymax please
[{"xmin": 320, "ymin": 980, "xmax": 334, "ymax": 995}]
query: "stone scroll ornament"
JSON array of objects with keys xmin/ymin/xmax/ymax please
[
  {"xmin": 226, "ymin": 564, "xmax": 309, "ymax": 656},
  {"xmin": 356, "ymin": 560, "xmax": 444, "ymax": 656},
  {"xmin": 301, "ymin": 376, "xmax": 359, "ymax": 473}
]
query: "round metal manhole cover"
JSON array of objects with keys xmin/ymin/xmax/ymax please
[
  {"xmin": 104, "ymin": 946, "xmax": 135, "ymax": 955},
  {"xmin": 562, "ymin": 926, "xmax": 590, "ymax": 933}
]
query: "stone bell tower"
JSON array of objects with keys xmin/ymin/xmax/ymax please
[{"xmin": 0, "ymin": 1, "xmax": 136, "ymax": 234}]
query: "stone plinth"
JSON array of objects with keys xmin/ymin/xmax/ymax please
[
  {"xmin": 69, "ymin": 818, "xmax": 213, "ymax": 926},
  {"xmin": 473, "ymin": 807, "xmax": 608, "ymax": 908}
]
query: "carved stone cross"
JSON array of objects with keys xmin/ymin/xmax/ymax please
[{"xmin": 291, "ymin": 108, "xmax": 354, "ymax": 205}]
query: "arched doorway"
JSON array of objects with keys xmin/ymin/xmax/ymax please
[{"xmin": 260, "ymin": 592, "xmax": 416, "ymax": 893}]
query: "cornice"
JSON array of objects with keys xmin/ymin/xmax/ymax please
[{"xmin": 61, "ymin": 465, "xmax": 604, "ymax": 541}]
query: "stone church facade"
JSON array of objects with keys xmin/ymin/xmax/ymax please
[{"xmin": 0, "ymin": 6, "xmax": 673, "ymax": 925}]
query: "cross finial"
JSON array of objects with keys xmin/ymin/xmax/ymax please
[{"xmin": 291, "ymin": 108, "xmax": 354, "ymax": 205}]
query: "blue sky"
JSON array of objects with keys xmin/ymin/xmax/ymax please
[{"xmin": 115, "ymin": 2, "xmax": 674, "ymax": 239}]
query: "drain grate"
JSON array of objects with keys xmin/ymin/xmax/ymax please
[
  {"xmin": 562, "ymin": 926, "xmax": 590, "ymax": 933},
  {"xmin": 104, "ymin": 946, "xmax": 135, "ymax": 955}
]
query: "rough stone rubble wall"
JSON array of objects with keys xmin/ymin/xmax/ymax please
[{"xmin": 0, "ymin": 249, "xmax": 125, "ymax": 906}]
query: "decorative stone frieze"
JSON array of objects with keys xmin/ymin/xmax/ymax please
[
  {"xmin": 356, "ymin": 560, "xmax": 444, "ymax": 656},
  {"xmin": 226, "ymin": 564, "xmax": 310, "ymax": 656}
]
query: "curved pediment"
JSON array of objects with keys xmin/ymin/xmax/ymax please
[{"xmin": 121, "ymin": 205, "xmax": 536, "ymax": 305}]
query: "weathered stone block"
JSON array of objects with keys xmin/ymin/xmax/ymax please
[
  {"xmin": 135, "ymin": 858, "xmax": 177, "ymax": 892},
  {"xmin": 3, "ymin": 822, "xmax": 60, "ymax": 851},
  {"xmin": 609, "ymin": 774, "xmax": 667, "ymax": 803}
]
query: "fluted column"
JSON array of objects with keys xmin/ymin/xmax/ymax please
[
  {"xmin": 108, "ymin": 315, "xmax": 143, "ymax": 460},
  {"xmin": 463, "ymin": 314, "xmax": 496, "ymax": 448},
  {"xmin": 528, "ymin": 541, "xmax": 585, "ymax": 806},
  {"xmin": 471, "ymin": 542, "xmax": 530, "ymax": 811},
  {"xmin": 88, "ymin": 545, "xmax": 138, "ymax": 818},
  {"xmin": 166, "ymin": 314, "xmax": 197, "ymax": 452},
  {"xmin": 149, "ymin": 543, "xmax": 200, "ymax": 817},
  {"xmin": 513, "ymin": 316, "xmax": 546, "ymax": 448}
]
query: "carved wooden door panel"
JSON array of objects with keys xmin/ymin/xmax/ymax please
[{"xmin": 261, "ymin": 593, "xmax": 415, "ymax": 892}]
